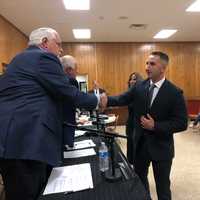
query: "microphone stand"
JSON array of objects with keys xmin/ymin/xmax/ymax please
[
  {"xmin": 96, "ymin": 109, "xmax": 100, "ymax": 131},
  {"xmin": 91, "ymin": 110, "xmax": 111, "ymax": 134},
  {"xmin": 64, "ymin": 122, "xmax": 127, "ymax": 182}
]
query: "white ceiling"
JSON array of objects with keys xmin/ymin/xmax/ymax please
[{"xmin": 1, "ymin": 0, "xmax": 200, "ymax": 42}]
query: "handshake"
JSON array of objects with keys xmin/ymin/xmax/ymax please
[{"xmin": 98, "ymin": 92, "xmax": 108, "ymax": 112}]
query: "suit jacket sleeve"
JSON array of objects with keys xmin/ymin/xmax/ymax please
[
  {"xmin": 36, "ymin": 53, "xmax": 97, "ymax": 110},
  {"xmin": 108, "ymin": 86, "xmax": 135, "ymax": 107},
  {"xmin": 154, "ymin": 89, "xmax": 188, "ymax": 136}
]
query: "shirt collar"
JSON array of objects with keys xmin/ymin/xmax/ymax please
[{"xmin": 150, "ymin": 77, "xmax": 165, "ymax": 89}]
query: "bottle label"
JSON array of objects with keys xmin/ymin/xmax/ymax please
[{"xmin": 99, "ymin": 151, "xmax": 109, "ymax": 158}]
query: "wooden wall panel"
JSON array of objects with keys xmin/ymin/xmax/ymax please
[
  {"xmin": 0, "ymin": 15, "xmax": 28, "ymax": 74},
  {"xmin": 0, "ymin": 14, "xmax": 199, "ymax": 99},
  {"xmin": 62, "ymin": 42, "xmax": 200, "ymax": 99}
]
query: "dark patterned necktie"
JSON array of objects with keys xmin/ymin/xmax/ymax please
[{"xmin": 148, "ymin": 84, "xmax": 156, "ymax": 108}]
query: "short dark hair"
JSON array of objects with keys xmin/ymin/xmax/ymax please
[{"xmin": 150, "ymin": 51, "xmax": 169, "ymax": 64}]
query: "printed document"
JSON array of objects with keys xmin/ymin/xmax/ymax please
[
  {"xmin": 66, "ymin": 139, "xmax": 96, "ymax": 150},
  {"xmin": 43, "ymin": 163, "xmax": 93, "ymax": 195},
  {"xmin": 64, "ymin": 148, "xmax": 96, "ymax": 159}
]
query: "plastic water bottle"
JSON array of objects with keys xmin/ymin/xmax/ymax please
[{"xmin": 99, "ymin": 142, "xmax": 109, "ymax": 172}]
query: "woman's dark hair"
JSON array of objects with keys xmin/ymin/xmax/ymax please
[{"xmin": 128, "ymin": 72, "xmax": 143, "ymax": 88}]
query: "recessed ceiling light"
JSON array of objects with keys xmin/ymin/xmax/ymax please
[
  {"xmin": 186, "ymin": 0, "xmax": 200, "ymax": 12},
  {"xmin": 153, "ymin": 29, "xmax": 177, "ymax": 39},
  {"xmin": 63, "ymin": 0, "xmax": 90, "ymax": 10},
  {"xmin": 73, "ymin": 29, "xmax": 91, "ymax": 39}
]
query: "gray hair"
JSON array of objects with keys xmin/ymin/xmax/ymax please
[
  {"xmin": 28, "ymin": 27, "xmax": 57, "ymax": 46},
  {"xmin": 60, "ymin": 55, "xmax": 77, "ymax": 70}
]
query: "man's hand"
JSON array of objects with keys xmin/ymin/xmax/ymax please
[
  {"xmin": 99, "ymin": 93, "xmax": 108, "ymax": 112},
  {"xmin": 140, "ymin": 114, "xmax": 155, "ymax": 131}
]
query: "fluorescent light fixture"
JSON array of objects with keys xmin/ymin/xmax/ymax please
[
  {"xmin": 73, "ymin": 29, "xmax": 91, "ymax": 39},
  {"xmin": 63, "ymin": 0, "xmax": 90, "ymax": 10},
  {"xmin": 186, "ymin": 0, "xmax": 200, "ymax": 12},
  {"xmin": 153, "ymin": 29, "xmax": 177, "ymax": 39}
]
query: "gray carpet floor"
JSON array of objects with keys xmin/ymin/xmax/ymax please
[{"xmin": 116, "ymin": 126, "xmax": 200, "ymax": 200}]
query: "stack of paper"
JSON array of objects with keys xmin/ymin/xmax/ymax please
[
  {"xmin": 43, "ymin": 163, "xmax": 93, "ymax": 195},
  {"xmin": 74, "ymin": 130, "xmax": 86, "ymax": 138},
  {"xmin": 64, "ymin": 148, "xmax": 96, "ymax": 159},
  {"xmin": 66, "ymin": 139, "xmax": 96, "ymax": 150}
]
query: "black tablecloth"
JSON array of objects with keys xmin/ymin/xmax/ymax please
[{"xmin": 39, "ymin": 137, "xmax": 148, "ymax": 200}]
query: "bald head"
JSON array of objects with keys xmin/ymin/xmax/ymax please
[{"xmin": 60, "ymin": 55, "xmax": 77, "ymax": 78}]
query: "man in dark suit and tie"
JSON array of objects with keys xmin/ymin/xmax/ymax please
[
  {"xmin": 88, "ymin": 80, "xmax": 106, "ymax": 116},
  {"xmin": 107, "ymin": 51, "xmax": 188, "ymax": 200},
  {"xmin": 88, "ymin": 80, "xmax": 106, "ymax": 95},
  {"xmin": 0, "ymin": 27, "xmax": 107, "ymax": 200}
]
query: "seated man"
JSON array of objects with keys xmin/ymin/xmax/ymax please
[
  {"xmin": 88, "ymin": 80, "xmax": 106, "ymax": 95},
  {"xmin": 60, "ymin": 55, "xmax": 79, "ymax": 147},
  {"xmin": 88, "ymin": 80, "xmax": 106, "ymax": 115}
]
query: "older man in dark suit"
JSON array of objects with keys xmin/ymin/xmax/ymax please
[
  {"xmin": 107, "ymin": 51, "xmax": 187, "ymax": 200},
  {"xmin": 0, "ymin": 27, "xmax": 106, "ymax": 200}
]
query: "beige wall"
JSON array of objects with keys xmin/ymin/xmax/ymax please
[{"xmin": 0, "ymin": 15, "xmax": 28, "ymax": 74}]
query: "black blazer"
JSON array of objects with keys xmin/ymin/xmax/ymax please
[{"xmin": 108, "ymin": 79, "xmax": 188, "ymax": 161}]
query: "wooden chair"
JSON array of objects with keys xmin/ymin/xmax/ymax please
[{"xmin": 187, "ymin": 100, "xmax": 200, "ymax": 122}]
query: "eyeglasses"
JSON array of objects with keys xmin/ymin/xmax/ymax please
[{"xmin": 146, "ymin": 61, "xmax": 156, "ymax": 66}]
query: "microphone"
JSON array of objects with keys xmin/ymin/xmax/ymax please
[
  {"xmin": 90, "ymin": 115, "xmax": 108, "ymax": 120},
  {"xmin": 64, "ymin": 122, "xmax": 127, "ymax": 182},
  {"xmin": 64, "ymin": 122, "xmax": 127, "ymax": 139}
]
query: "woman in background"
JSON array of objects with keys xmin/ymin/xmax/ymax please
[{"xmin": 126, "ymin": 72, "xmax": 143, "ymax": 165}]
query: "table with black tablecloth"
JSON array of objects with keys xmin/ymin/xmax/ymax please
[{"xmin": 38, "ymin": 136, "xmax": 148, "ymax": 200}]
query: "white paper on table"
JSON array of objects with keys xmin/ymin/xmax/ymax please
[
  {"xmin": 43, "ymin": 163, "xmax": 93, "ymax": 195},
  {"xmin": 63, "ymin": 148, "xmax": 96, "ymax": 159},
  {"xmin": 104, "ymin": 116, "xmax": 116, "ymax": 124},
  {"xmin": 66, "ymin": 139, "xmax": 96, "ymax": 150},
  {"xmin": 74, "ymin": 130, "xmax": 86, "ymax": 137},
  {"xmin": 77, "ymin": 121, "xmax": 93, "ymax": 126}
]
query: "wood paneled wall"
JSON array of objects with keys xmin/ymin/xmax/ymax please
[
  {"xmin": 62, "ymin": 42, "xmax": 200, "ymax": 99},
  {"xmin": 0, "ymin": 14, "xmax": 199, "ymax": 100},
  {"xmin": 0, "ymin": 15, "xmax": 28, "ymax": 74}
]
